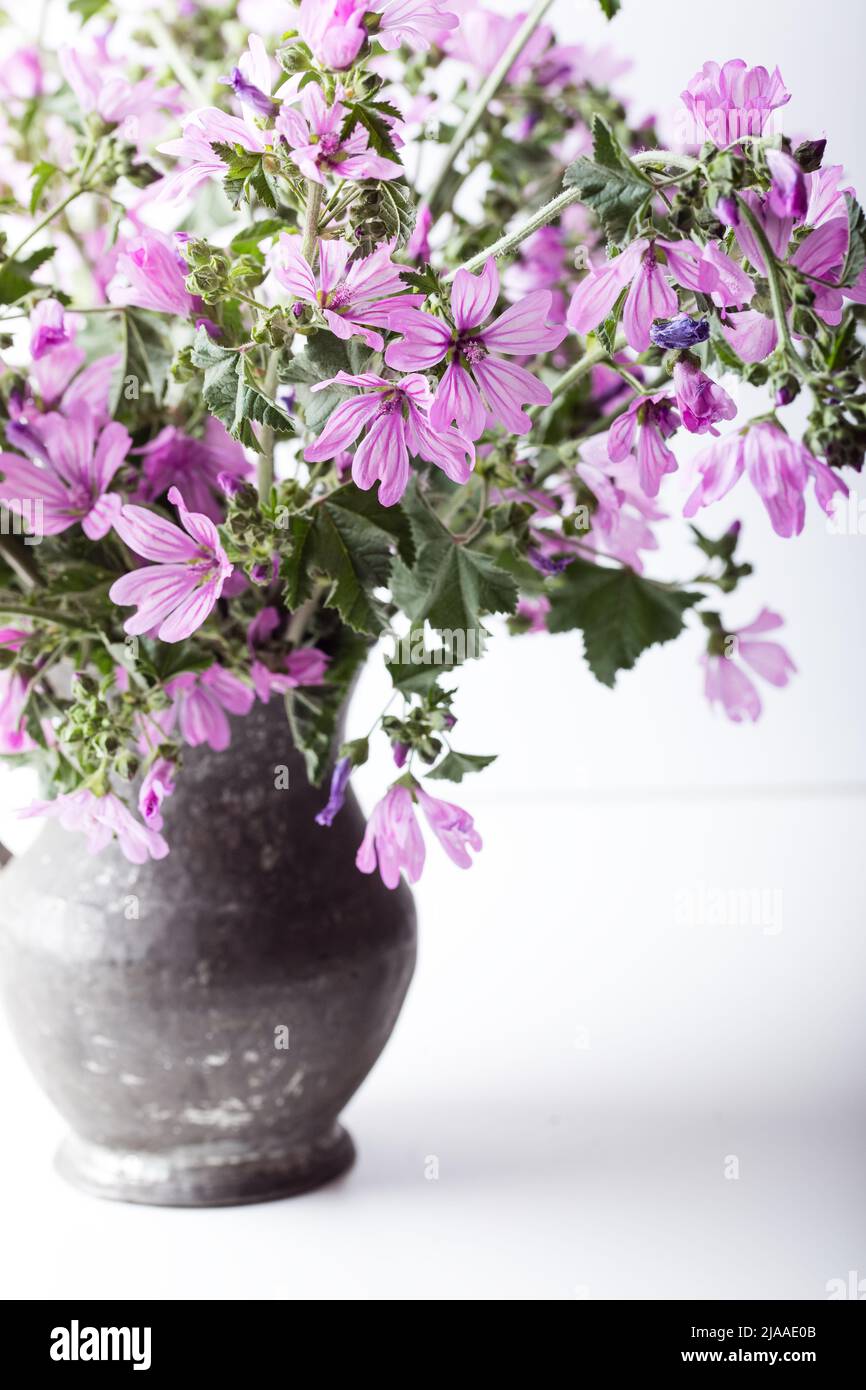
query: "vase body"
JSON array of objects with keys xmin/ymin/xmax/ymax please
[{"xmin": 0, "ymin": 700, "xmax": 416, "ymax": 1206}]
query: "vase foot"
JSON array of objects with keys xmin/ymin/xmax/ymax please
[{"xmin": 54, "ymin": 1124, "xmax": 356, "ymax": 1207}]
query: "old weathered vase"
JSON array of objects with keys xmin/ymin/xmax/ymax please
[{"xmin": 0, "ymin": 700, "xmax": 416, "ymax": 1206}]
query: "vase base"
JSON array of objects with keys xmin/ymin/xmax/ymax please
[{"xmin": 54, "ymin": 1124, "xmax": 356, "ymax": 1207}]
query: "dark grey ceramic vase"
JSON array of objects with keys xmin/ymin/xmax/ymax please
[{"xmin": 0, "ymin": 699, "xmax": 416, "ymax": 1206}]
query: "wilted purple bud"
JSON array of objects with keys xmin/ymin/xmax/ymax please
[
  {"xmin": 793, "ymin": 138, "xmax": 826, "ymax": 173},
  {"xmin": 649, "ymin": 314, "xmax": 710, "ymax": 349},
  {"xmin": 315, "ymin": 756, "xmax": 352, "ymax": 828},
  {"xmin": 392, "ymin": 742, "xmax": 409, "ymax": 768},
  {"xmin": 766, "ymin": 148, "xmax": 808, "ymax": 221},
  {"xmin": 726, "ymin": 520, "xmax": 741, "ymax": 539},
  {"xmin": 528, "ymin": 547, "xmax": 570, "ymax": 576},
  {"xmin": 442, "ymin": 712, "xmax": 457, "ymax": 731},
  {"xmin": 775, "ymin": 384, "xmax": 795, "ymax": 407},
  {"xmin": 220, "ymin": 68, "xmax": 277, "ymax": 120},
  {"xmin": 249, "ymin": 562, "xmax": 271, "ymax": 586},
  {"xmin": 218, "ymin": 470, "xmax": 245, "ymax": 498},
  {"xmin": 715, "ymin": 194, "xmax": 740, "ymax": 227}
]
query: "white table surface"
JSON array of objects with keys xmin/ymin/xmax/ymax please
[{"xmin": 1, "ymin": 789, "xmax": 863, "ymax": 1301}]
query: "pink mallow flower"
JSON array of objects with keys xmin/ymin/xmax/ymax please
[
  {"xmin": 702, "ymin": 609, "xmax": 796, "ymax": 722},
  {"xmin": 0, "ymin": 402, "xmax": 130, "ymax": 539},
  {"xmin": 415, "ymin": 785, "xmax": 482, "ymax": 870},
  {"xmin": 765, "ymin": 147, "xmax": 808, "ymax": 221},
  {"xmin": 356, "ymin": 783, "xmax": 426, "ymax": 888},
  {"xmin": 110, "ymin": 487, "xmax": 234, "ymax": 642},
  {"xmin": 138, "ymin": 757, "xmax": 176, "ymax": 832},
  {"xmin": 516, "ymin": 595, "xmax": 551, "ymax": 634},
  {"xmin": 251, "ymin": 648, "xmax": 330, "ymax": 703},
  {"xmin": 297, "ymin": 0, "xmax": 368, "ymax": 70},
  {"xmin": 373, "ymin": 1, "xmax": 460, "ymax": 52},
  {"xmin": 0, "ymin": 628, "xmax": 35, "ymax": 754},
  {"xmin": 29, "ymin": 299, "xmax": 72, "ymax": 360},
  {"xmin": 163, "ymin": 665, "xmax": 255, "ymax": 751},
  {"xmin": 672, "ymin": 357, "xmax": 737, "ymax": 435},
  {"xmin": 133, "ymin": 417, "xmax": 252, "ymax": 522},
  {"xmin": 356, "ymin": 781, "xmax": 481, "ymax": 888},
  {"xmin": 18, "ymin": 789, "xmax": 169, "ymax": 864},
  {"xmin": 567, "ymin": 237, "xmax": 753, "ymax": 351},
  {"xmin": 271, "ymin": 235, "xmax": 421, "ymax": 351},
  {"xmin": 305, "ymin": 370, "xmax": 475, "ymax": 505},
  {"xmin": 680, "ymin": 60, "xmax": 790, "ymax": 146},
  {"xmin": 684, "ymin": 421, "xmax": 848, "ymax": 539},
  {"xmin": 385, "ymin": 257, "xmax": 567, "ymax": 439},
  {"xmin": 276, "ymin": 83, "xmax": 403, "ymax": 184},
  {"xmin": 606, "ymin": 391, "xmax": 681, "ymax": 498},
  {"xmin": 107, "ymin": 234, "xmax": 197, "ymax": 318}
]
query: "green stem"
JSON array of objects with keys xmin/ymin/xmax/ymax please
[
  {"xmin": 735, "ymin": 193, "xmax": 798, "ymax": 360},
  {"xmin": 0, "ymin": 601, "xmax": 86, "ymax": 629},
  {"xmin": 301, "ymin": 181, "xmax": 324, "ymax": 266},
  {"xmin": 257, "ymin": 351, "xmax": 280, "ymax": 500},
  {"xmin": 446, "ymin": 184, "xmax": 587, "ymax": 280},
  {"xmin": 631, "ymin": 150, "xmax": 702, "ymax": 175},
  {"xmin": 8, "ymin": 187, "xmax": 86, "ymax": 261},
  {"xmin": 528, "ymin": 337, "xmax": 625, "ymax": 420},
  {"xmin": 144, "ymin": 14, "xmax": 209, "ymax": 106},
  {"xmin": 420, "ymin": 0, "xmax": 556, "ymax": 221},
  {"xmin": 0, "ymin": 534, "xmax": 40, "ymax": 588}
]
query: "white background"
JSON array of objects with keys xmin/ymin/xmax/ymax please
[{"xmin": 1, "ymin": 0, "xmax": 864, "ymax": 1301}]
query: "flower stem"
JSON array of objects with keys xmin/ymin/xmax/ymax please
[
  {"xmin": 257, "ymin": 351, "xmax": 280, "ymax": 500},
  {"xmin": 0, "ymin": 535, "xmax": 40, "ymax": 589},
  {"xmin": 528, "ymin": 336, "xmax": 624, "ymax": 421},
  {"xmin": 735, "ymin": 193, "xmax": 798, "ymax": 361},
  {"xmin": 8, "ymin": 187, "xmax": 86, "ymax": 261},
  {"xmin": 301, "ymin": 181, "xmax": 324, "ymax": 266},
  {"xmin": 446, "ymin": 184, "xmax": 586, "ymax": 281},
  {"xmin": 420, "ymin": 0, "xmax": 555, "ymax": 222},
  {"xmin": 145, "ymin": 14, "xmax": 209, "ymax": 107},
  {"xmin": 631, "ymin": 150, "xmax": 701, "ymax": 175}
]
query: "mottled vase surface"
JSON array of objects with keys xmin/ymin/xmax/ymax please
[{"xmin": 0, "ymin": 700, "xmax": 416, "ymax": 1205}]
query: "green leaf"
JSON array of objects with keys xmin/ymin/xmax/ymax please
[
  {"xmin": 282, "ymin": 332, "xmax": 379, "ymax": 433},
  {"xmin": 0, "ymin": 247, "xmax": 55, "ymax": 306},
  {"xmin": 426, "ymin": 750, "xmax": 497, "ymax": 783},
  {"xmin": 285, "ymin": 625, "xmax": 371, "ymax": 784},
  {"xmin": 229, "ymin": 219, "xmax": 287, "ymax": 255},
  {"xmin": 341, "ymin": 100, "xmax": 404, "ymax": 162},
  {"xmin": 564, "ymin": 117, "xmax": 650, "ymax": 242},
  {"xmin": 29, "ymin": 161, "xmax": 59, "ymax": 215},
  {"xmin": 211, "ymin": 143, "xmax": 279, "ymax": 211},
  {"xmin": 597, "ymin": 0, "xmax": 621, "ymax": 16},
  {"xmin": 546, "ymin": 556, "xmax": 700, "ymax": 687},
  {"xmin": 282, "ymin": 484, "xmax": 413, "ymax": 636},
  {"xmin": 839, "ymin": 193, "xmax": 866, "ymax": 288},
  {"xmin": 390, "ymin": 482, "xmax": 518, "ymax": 632},
  {"xmin": 190, "ymin": 327, "xmax": 294, "ymax": 450},
  {"xmin": 110, "ymin": 308, "xmax": 172, "ymax": 417},
  {"xmin": 69, "ymin": 0, "xmax": 110, "ymax": 16}
]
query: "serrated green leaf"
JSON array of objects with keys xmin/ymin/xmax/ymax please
[
  {"xmin": 426, "ymin": 750, "xmax": 497, "ymax": 783},
  {"xmin": 564, "ymin": 123, "xmax": 650, "ymax": 243},
  {"xmin": 389, "ymin": 483, "xmax": 518, "ymax": 632},
  {"xmin": 285, "ymin": 624, "xmax": 371, "ymax": 784},
  {"xmin": 281, "ymin": 485, "xmax": 412, "ymax": 636},
  {"xmin": 191, "ymin": 327, "xmax": 294, "ymax": 450},
  {"xmin": 546, "ymin": 556, "xmax": 700, "ymax": 687},
  {"xmin": 0, "ymin": 246, "xmax": 55, "ymax": 305},
  {"xmin": 840, "ymin": 193, "xmax": 866, "ymax": 288}
]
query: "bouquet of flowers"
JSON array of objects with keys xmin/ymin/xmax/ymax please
[{"xmin": 0, "ymin": 0, "xmax": 863, "ymax": 887}]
